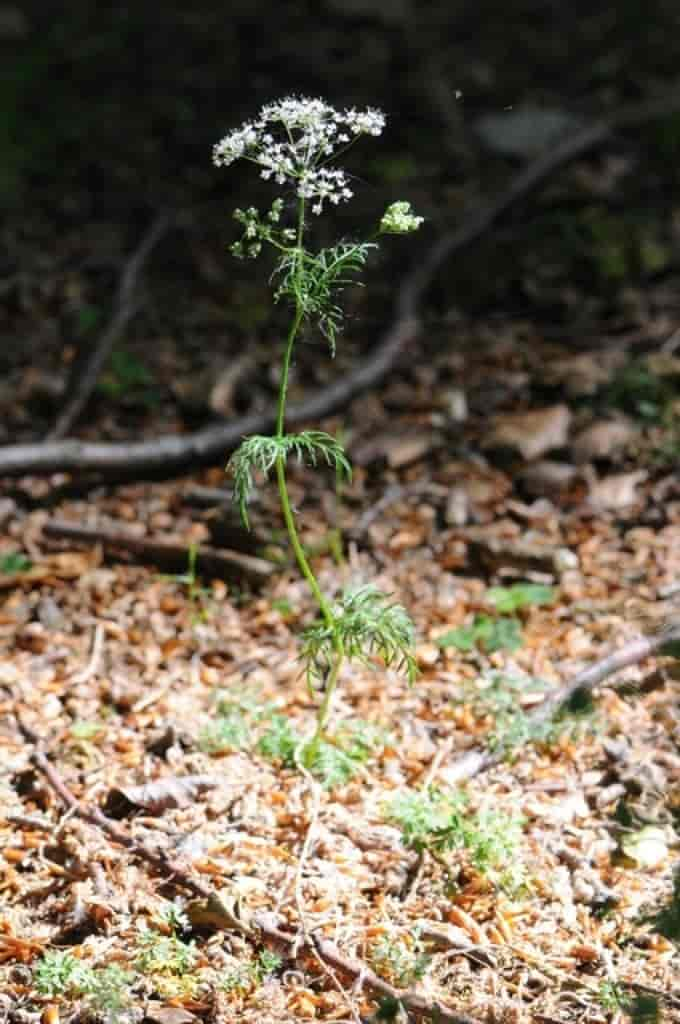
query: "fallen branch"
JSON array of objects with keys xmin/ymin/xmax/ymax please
[
  {"xmin": 181, "ymin": 485, "xmax": 234, "ymax": 506},
  {"xmin": 258, "ymin": 917, "xmax": 478, "ymax": 1024},
  {"xmin": 5, "ymin": 90, "xmax": 680, "ymax": 479},
  {"xmin": 48, "ymin": 212, "xmax": 172, "ymax": 441},
  {"xmin": 16, "ymin": 715, "xmax": 477, "ymax": 1024},
  {"xmin": 42, "ymin": 518, "xmax": 275, "ymax": 585},
  {"xmin": 445, "ymin": 624, "xmax": 680, "ymax": 784},
  {"xmin": 0, "ymin": 315, "xmax": 419, "ymax": 480}
]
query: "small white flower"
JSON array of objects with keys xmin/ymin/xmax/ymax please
[
  {"xmin": 213, "ymin": 95, "xmax": 386, "ymax": 214},
  {"xmin": 345, "ymin": 106, "xmax": 386, "ymax": 136},
  {"xmin": 379, "ymin": 201, "xmax": 424, "ymax": 235}
]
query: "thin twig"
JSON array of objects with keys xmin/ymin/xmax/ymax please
[
  {"xmin": 49, "ymin": 212, "xmax": 172, "ymax": 440},
  {"xmin": 422, "ymin": 736, "xmax": 455, "ymax": 790},
  {"xmin": 292, "ymin": 743, "xmax": 323, "ymax": 953},
  {"xmin": 445, "ymin": 624, "xmax": 680, "ymax": 784},
  {"xmin": 71, "ymin": 622, "xmax": 105, "ymax": 685},
  {"xmin": 404, "ymin": 735, "xmax": 455, "ymax": 903}
]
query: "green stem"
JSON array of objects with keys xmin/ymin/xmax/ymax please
[
  {"xmin": 274, "ymin": 196, "xmax": 345, "ymax": 735},
  {"xmin": 274, "ymin": 198, "xmax": 334, "ymax": 631},
  {"xmin": 275, "ymin": 456, "xmax": 333, "ymax": 627},
  {"xmin": 312, "ymin": 647, "xmax": 344, "ymax": 742}
]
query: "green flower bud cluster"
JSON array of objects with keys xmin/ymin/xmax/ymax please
[{"xmin": 380, "ymin": 201, "xmax": 424, "ymax": 235}]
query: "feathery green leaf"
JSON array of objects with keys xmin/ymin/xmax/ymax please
[
  {"xmin": 228, "ymin": 431, "xmax": 351, "ymax": 528},
  {"xmin": 301, "ymin": 584, "xmax": 417, "ymax": 685},
  {"xmin": 273, "ymin": 242, "xmax": 376, "ymax": 353}
]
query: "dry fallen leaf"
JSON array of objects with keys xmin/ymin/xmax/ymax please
[
  {"xmin": 486, "ymin": 404, "xmax": 571, "ymax": 460},
  {"xmin": 571, "ymin": 417, "xmax": 637, "ymax": 462},
  {"xmin": 545, "ymin": 351, "xmax": 622, "ymax": 396},
  {"xmin": 0, "ymin": 550, "xmax": 96, "ymax": 590},
  {"xmin": 585, "ymin": 469, "xmax": 647, "ymax": 511},
  {"xmin": 143, "ymin": 1004, "xmax": 198, "ymax": 1024},
  {"xmin": 353, "ymin": 431, "xmax": 437, "ymax": 468},
  {"xmin": 102, "ymin": 775, "xmax": 220, "ymax": 817}
]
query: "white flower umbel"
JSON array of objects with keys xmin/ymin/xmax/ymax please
[
  {"xmin": 213, "ymin": 95, "xmax": 385, "ymax": 213},
  {"xmin": 216, "ymin": 97, "xmax": 421, "ymax": 750}
]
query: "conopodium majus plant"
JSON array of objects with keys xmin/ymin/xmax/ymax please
[{"xmin": 214, "ymin": 97, "xmax": 422, "ymax": 748}]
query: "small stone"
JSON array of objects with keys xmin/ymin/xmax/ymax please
[
  {"xmin": 620, "ymin": 826, "xmax": 669, "ymax": 868},
  {"xmin": 552, "ymin": 547, "xmax": 579, "ymax": 572},
  {"xmin": 416, "ymin": 643, "xmax": 440, "ymax": 668},
  {"xmin": 444, "ymin": 488, "xmax": 469, "ymax": 526}
]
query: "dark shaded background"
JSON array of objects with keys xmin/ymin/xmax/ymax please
[{"xmin": 2, "ymin": 0, "xmax": 680, "ymax": 442}]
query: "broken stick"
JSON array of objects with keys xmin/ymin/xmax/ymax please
[
  {"xmin": 445, "ymin": 623, "xmax": 680, "ymax": 783},
  {"xmin": 42, "ymin": 518, "xmax": 274, "ymax": 586}
]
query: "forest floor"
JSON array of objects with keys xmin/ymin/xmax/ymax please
[
  {"xmin": 2, "ymin": 4, "xmax": 680, "ymax": 1016},
  {"xmin": 1, "ymin": 306, "xmax": 680, "ymax": 1023}
]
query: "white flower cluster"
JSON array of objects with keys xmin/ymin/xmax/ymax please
[
  {"xmin": 379, "ymin": 201, "xmax": 424, "ymax": 235},
  {"xmin": 213, "ymin": 96, "xmax": 386, "ymax": 214}
]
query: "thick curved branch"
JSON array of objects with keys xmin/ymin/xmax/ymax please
[
  {"xmin": 4, "ymin": 88, "xmax": 680, "ymax": 479},
  {"xmin": 48, "ymin": 212, "xmax": 172, "ymax": 441},
  {"xmin": 0, "ymin": 316, "xmax": 420, "ymax": 478}
]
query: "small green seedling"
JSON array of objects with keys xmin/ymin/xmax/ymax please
[
  {"xmin": 368, "ymin": 929, "xmax": 430, "ymax": 988},
  {"xmin": 437, "ymin": 614, "xmax": 523, "ymax": 654},
  {"xmin": 198, "ymin": 689, "xmax": 277, "ymax": 753},
  {"xmin": 79, "ymin": 965, "xmax": 133, "ymax": 1016},
  {"xmin": 162, "ymin": 542, "xmax": 212, "ymax": 623},
  {"xmin": 598, "ymin": 979, "xmax": 631, "ymax": 1013},
  {"xmin": 157, "ymin": 900, "xmax": 191, "ymax": 934},
  {"xmin": 99, "ymin": 346, "xmax": 158, "ymax": 407},
  {"xmin": 451, "ymin": 671, "xmax": 596, "ymax": 757},
  {"xmin": 256, "ymin": 714, "xmax": 388, "ymax": 789},
  {"xmin": 606, "ymin": 359, "xmax": 673, "ymax": 422},
  {"xmin": 215, "ymin": 97, "xmax": 422, "ymax": 744},
  {"xmin": 485, "ymin": 582, "xmax": 556, "ymax": 613},
  {"xmin": 650, "ymin": 866, "xmax": 680, "ymax": 943},
  {"xmin": 34, "ymin": 951, "xmax": 132, "ymax": 1016},
  {"xmin": 197, "ymin": 683, "xmax": 386, "ymax": 788},
  {"xmin": 69, "ymin": 719, "xmax": 106, "ymax": 741},
  {"xmin": 219, "ymin": 949, "xmax": 282, "ymax": 993},
  {"xmin": 34, "ymin": 951, "xmax": 91, "ymax": 996},
  {"xmin": 136, "ymin": 928, "xmax": 197, "ymax": 976},
  {"xmin": 436, "ymin": 584, "xmax": 555, "ymax": 655},
  {"xmin": 385, "ymin": 787, "xmax": 525, "ymax": 891},
  {"xmin": 0, "ymin": 551, "xmax": 32, "ymax": 574}
]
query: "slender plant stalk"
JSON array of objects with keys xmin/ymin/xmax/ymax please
[
  {"xmin": 217, "ymin": 98, "xmax": 422, "ymax": 748},
  {"xmin": 313, "ymin": 649, "xmax": 344, "ymax": 735},
  {"xmin": 273, "ymin": 198, "xmax": 345, "ymax": 741}
]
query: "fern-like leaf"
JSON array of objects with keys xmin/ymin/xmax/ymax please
[
  {"xmin": 228, "ymin": 431, "xmax": 351, "ymax": 528},
  {"xmin": 301, "ymin": 584, "xmax": 417, "ymax": 685},
  {"xmin": 273, "ymin": 242, "xmax": 376, "ymax": 354}
]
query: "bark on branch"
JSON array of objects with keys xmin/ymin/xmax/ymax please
[
  {"xmin": 49, "ymin": 212, "xmax": 172, "ymax": 441},
  {"xmin": 42, "ymin": 518, "xmax": 275, "ymax": 585},
  {"xmin": 4, "ymin": 89, "xmax": 680, "ymax": 479}
]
